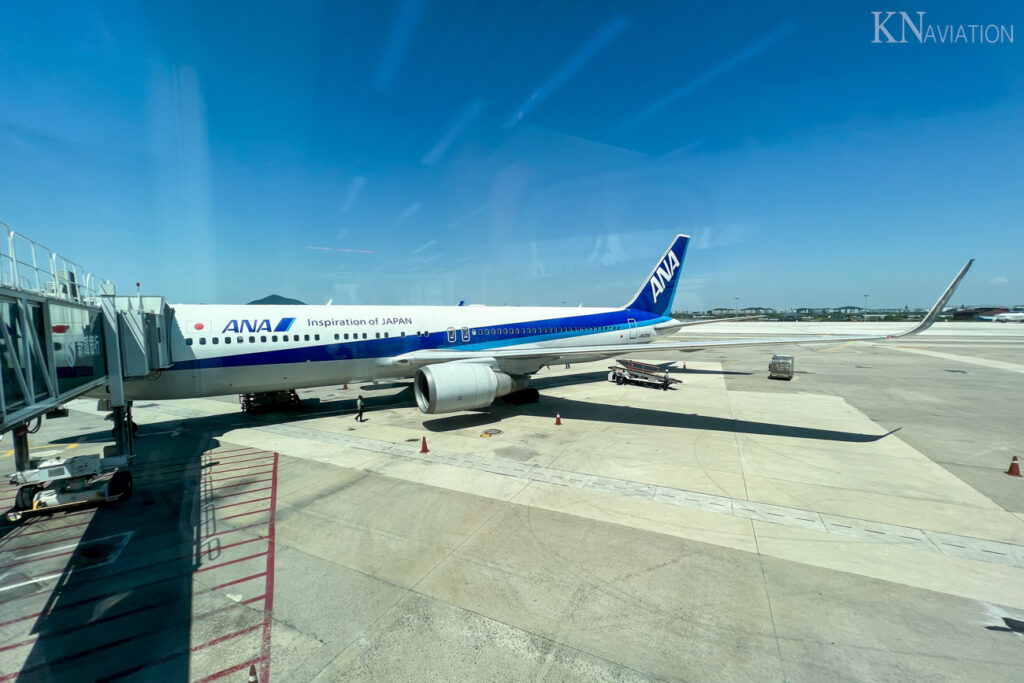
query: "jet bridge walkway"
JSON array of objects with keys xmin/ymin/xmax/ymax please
[{"xmin": 0, "ymin": 222, "xmax": 174, "ymax": 514}]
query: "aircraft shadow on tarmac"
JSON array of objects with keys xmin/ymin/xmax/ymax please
[
  {"xmin": 422, "ymin": 395, "xmax": 899, "ymax": 443},
  {"xmin": 52, "ymin": 365, "xmax": 896, "ymax": 452}
]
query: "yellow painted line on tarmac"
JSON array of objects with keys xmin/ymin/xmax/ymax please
[
  {"xmin": 823, "ymin": 341, "xmax": 856, "ymax": 353},
  {"xmin": 1, "ymin": 443, "xmax": 78, "ymax": 457}
]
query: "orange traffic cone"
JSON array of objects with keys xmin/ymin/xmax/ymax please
[
  {"xmin": 248, "ymin": 664, "xmax": 258, "ymax": 682},
  {"xmin": 1007, "ymin": 456, "xmax": 1022, "ymax": 477},
  {"xmin": 343, "ymin": 383, "xmax": 348, "ymax": 390},
  {"xmin": 555, "ymin": 413, "xmax": 562, "ymax": 426},
  {"xmin": 420, "ymin": 437, "xmax": 430, "ymax": 454},
  {"xmin": 683, "ymin": 362, "xmax": 687, "ymax": 371}
]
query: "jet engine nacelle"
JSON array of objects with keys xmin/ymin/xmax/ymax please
[{"xmin": 414, "ymin": 363, "xmax": 529, "ymax": 414}]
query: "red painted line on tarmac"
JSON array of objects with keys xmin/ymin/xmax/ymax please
[
  {"xmin": 17, "ymin": 507, "xmax": 96, "ymax": 522},
  {"xmin": 208, "ymin": 449, "xmax": 273, "ymax": 459},
  {"xmin": 195, "ymin": 550, "xmax": 268, "ymax": 574},
  {"xmin": 3, "ymin": 532, "xmax": 263, "ymax": 610},
  {"xmin": 208, "ymin": 477, "xmax": 273, "ymax": 493},
  {"xmin": 193, "ymin": 657, "xmax": 263, "ymax": 683},
  {"xmin": 206, "ymin": 450, "xmax": 272, "ymax": 462},
  {"xmin": 131, "ymin": 456, "xmax": 198, "ymax": 472},
  {"xmin": 0, "ymin": 611, "xmax": 40, "ymax": 629},
  {"xmin": 134, "ymin": 463, "xmax": 209, "ymax": 480},
  {"xmin": 260, "ymin": 451, "xmax": 279, "ymax": 683},
  {"xmin": 204, "ymin": 454, "xmax": 277, "ymax": 468},
  {"xmin": 205, "ymin": 447, "xmax": 262, "ymax": 456},
  {"xmin": 137, "ymin": 456, "xmax": 272, "ymax": 481},
  {"xmin": 211, "ymin": 571, "xmax": 267, "ymax": 591},
  {"xmin": 191, "ymin": 622, "xmax": 263, "ymax": 653},
  {"xmin": 207, "ymin": 468, "xmax": 274, "ymax": 484},
  {"xmin": 0, "ymin": 565, "xmax": 233, "ymax": 628},
  {"xmin": 4, "ymin": 519, "xmax": 92, "ymax": 537},
  {"xmin": 130, "ymin": 451, "xmax": 269, "ymax": 480},
  {"xmin": 94, "ymin": 651, "xmax": 188, "ymax": 681},
  {"xmin": 2, "ymin": 532, "xmax": 83, "ymax": 553},
  {"xmin": 0, "ymin": 622, "xmax": 187, "ymax": 679},
  {"xmin": 202, "ymin": 535, "xmax": 263, "ymax": 558},
  {"xmin": 0, "ymin": 547, "xmax": 74, "ymax": 571},
  {"xmin": 202, "ymin": 521, "xmax": 267, "ymax": 540},
  {"xmin": 0, "ymin": 586, "xmax": 51, "ymax": 604},
  {"xmin": 219, "ymin": 507, "xmax": 270, "ymax": 522},
  {"xmin": 191, "ymin": 595, "xmax": 264, "ymax": 622},
  {"xmin": 0, "ymin": 636, "xmax": 36, "ymax": 654},
  {"xmin": 211, "ymin": 496, "xmax": 271, "ymax": 512},
  {"xmin": 209, "ymin": 485, "xmax": 273, "ymax": 502},
  {"xmin": 202, "ymin": 462, "xmax": 273, "ymax": 476}
]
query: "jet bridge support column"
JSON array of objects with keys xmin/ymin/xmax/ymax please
[
  {"xmin": 101, "ymin": 287, "xmax": 134, "ymax": 459},
  {"xmin": 12, "ymin": 424, "xmax": 30, "ymax": 472}
]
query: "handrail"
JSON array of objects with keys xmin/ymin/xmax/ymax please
[{"xmin": 0, "ymin": 221, "xmax": 112, "ymax": 304}]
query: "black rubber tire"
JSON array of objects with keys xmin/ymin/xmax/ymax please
[
  {"xmin": 15, "ymin": 486, "xmax": 37, "ymax": 511},
  {"xmin": 109, "ymin": 471, "xmax": 133, "ymax": 502}
]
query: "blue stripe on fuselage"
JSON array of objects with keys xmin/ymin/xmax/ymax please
[
  {"xmin": 273, "ymin": 317, "xmax": 296, "ymax": 332},
  {"xmin": 169, "ymin": 309, "xmax": 666, "ymax": 371}
]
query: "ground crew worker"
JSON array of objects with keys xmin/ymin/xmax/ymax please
[{"xmin": 355, "ymin": 395, "xmax": 364, "ymax": 422}]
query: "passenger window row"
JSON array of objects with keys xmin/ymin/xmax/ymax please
[
  {"xmin": 188, "ymin": 333, "xmax": 321, "ymax": 346},
  {"xmin": 184, "ymin": 325, "xmax": 621, "ymax": 346},
  {"xmin": 472, "ymin": 325, "xmax": 619, "ymax": 336},
  {"xmin": 185, "ymin": 329, "xmax": 412, "ymax": 346}
]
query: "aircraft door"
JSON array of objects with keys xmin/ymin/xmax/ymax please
[
  {"xmin": 447, "ymin": 327, "xmax": 457, "ymax": 343},
  {"xmin": 461, "ymin": 326, "xmax": 470, "ymax": 342},
  {"xmin": 627, "ymin": 318, "xmax": 637, "ymax": 339}
]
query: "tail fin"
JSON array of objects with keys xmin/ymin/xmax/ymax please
[{"xmin": 623, "ymin": 234, "xmax": 690, "ymax": 317}]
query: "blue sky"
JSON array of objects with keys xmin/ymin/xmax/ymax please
[{"xmin": 1, "ymin": 1, "xmax": 1022, "ymax": 310}]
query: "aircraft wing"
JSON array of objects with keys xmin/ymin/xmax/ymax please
[
  {"xmin": 392, "ymin": 259, "xmax": 973, "ymax": 367},
  {"xmin": 662, "ymin": 314, "xmax": 763, "ymax": 329}
]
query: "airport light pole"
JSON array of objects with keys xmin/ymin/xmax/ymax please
[
  {"xmin": 863, "ymin": 294, "xmax": 869, "ymax": 311},
  {"xmin": 734, "ymin": 297, "xmax": 740, "ymax": 314}
]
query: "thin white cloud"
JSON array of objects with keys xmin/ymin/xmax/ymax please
[
  {"xmin": 445, "ymin": 203, "xmax": 488, "ymax": 229},
  {"xmin": 374, "ymin": 0, "xmax": 427, "ymax": 90},
  {"xmin": 502, "ymin": 15, "xmax": 629, "ymax": 129},
  {"xmin": 620, "ymin": 24, "xmax": 795, "ymax": 129},
  {"xmin": 990, "ymin": 276, "xmax": 1008, "ymax": 286},
  {"xmin": 421, "ymin": 98, "xmax": 486, "ymax": 166},
  {"xmin": 393, "ymin": 202, "xmax": 422, "ymax": 225},
  {"xmin": 341, "ymin": 176, "xmax": 365, "ymax": 214}
]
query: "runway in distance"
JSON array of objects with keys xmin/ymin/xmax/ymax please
[{"xmin": 114, "ymin": 236, "xmax": 973, "ymax": 414}]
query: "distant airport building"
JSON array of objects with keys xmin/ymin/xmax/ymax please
[{"xmin": 952, "ymin": 306, "xmax": 1009, "ymax": 320}]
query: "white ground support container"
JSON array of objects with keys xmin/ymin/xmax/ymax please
[{"xmin": 768, "ymin": 354, "xmax": 794, "ymax": 380}]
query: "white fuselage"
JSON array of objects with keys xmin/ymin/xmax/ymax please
[{"xmin": 122, "ymin": 303, "xmax": 675, "ymax": 400}]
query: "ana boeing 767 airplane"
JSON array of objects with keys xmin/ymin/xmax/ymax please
[{"xmin": 117, "ymin": 235, "xmax": 972, "ymax": 414}]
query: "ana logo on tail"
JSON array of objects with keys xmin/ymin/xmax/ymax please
[{"xmin": 649, "ymin": 251, "xmax": 681, "ymax": 303}]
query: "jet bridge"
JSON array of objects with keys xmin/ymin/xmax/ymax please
[{"xmin": 0, "ymin": 222, "xmax": 174, "ymax": 514}]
